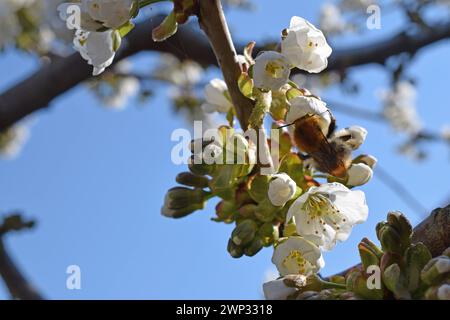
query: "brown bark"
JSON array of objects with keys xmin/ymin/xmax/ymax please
[{"xmin": 197, "ymin": 0, "xmax": 254, "ymax": 128}]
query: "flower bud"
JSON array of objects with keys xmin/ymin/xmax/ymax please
[
  {"xmin": 331, "ymin": 125, "xmax": 367, "ymax": 150},
  {"xmin": 227, "ymin": 238, "xmax": 244, "ymax": 258},
  {"xmin": 176, "ymin": 172, "xmax": 209, "ymax": 188},
  {"xmin": 238, "ymin": 203, "xmax": 257, "ymax": 218},
  {"xmin": 255, "ymin": 199, "xmax": 278, "ymax": 222},
  {"xmin": 346, "ymin": 268, "xmax": 384, "ymax": 300},
  {"xmin": 358, "ymin": 240, "xmax": 380, "ymax": 270},
  {"xmin": 404, "ymin": 243, "xmax": 432, "ymax": 293},
  {"xmin": 248, "ymin": 175, "xmax": 271, "ymax": 202},
  {"xmin": 376, "ymin": 223, "xmax": 402, "ymax": 254},
  {"xmin": 188, "ymin": 155, "xmax": 214, "ymax": 176},
  {"xmin": 421, "ymin": 255, "xmax": 450, "ymax": 285},
  {"xmin": 163, "ymin": 187, "xmax": 206, "ymax": 209},
  {"xmin": 161, "ymin": 203, "xmax": 204, "ymax": 219},
  {"xmin": 258, "ymin": 222, "xmax": 279, "ymax": 246},
  {"xmin": 382, "ymin": 263, "xmax": 411, "ymax": 299},
  {"xmin": 268, "ymin": 173, "xmax": 297, "ymax": 206},
  {"xmin": 232, "ymin": 219, "xmax": 258, "ymax": 246},
  {"xmin": 352, "ymin": 154, "xmax": 378, "ymax": 169},
  {"xmin": 380, "ymin": 252, "xmax": 402, "ymax": 273},
  {"xmin": 253, "ymin": 51, "xmax": 291, "ymax": 91},
  {"xmin": 244, "ymin": 237, "xmax": 264, "ymax": 256},
  {"xmin": 189, "ymin": 138, "xmax": 214, "ymax": 154},
  {"xmin": 215, "ymin": 200, "xmax": 237, "ymax": 222},
  {"xmin": 387, "ymin": 211, "xmax": 412, "ymax": 243},
  {"xmin": 346, "ymin": 163, "xmax": 373, "ymax": 187}
]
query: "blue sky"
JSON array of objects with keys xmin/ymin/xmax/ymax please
[{"xmin": 1, "ymin": 0, "xmax": 450, "ymax": 299}]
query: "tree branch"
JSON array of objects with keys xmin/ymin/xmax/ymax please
[
  {"xmin": 0, "ymin": 15, "xmax": 216, "ymax": 131},
  {"xmin": 197, "ymin": 0, "xmax": 254, "ymax": 128},
  {"xmin": 0, "ymin": 214, "xmax": 43, "ymax": 300},
  {"xmin": 1, "ymin": 16, "xmax": 450, "ymax": 130},
  {"xmin": 330, "ymin": 204, "xmax": 450, "ymax": 278}
]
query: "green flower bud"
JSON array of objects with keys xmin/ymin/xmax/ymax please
[
  {"xmin": 188, "ymin": 155, "xmax": 214, "ymax": 176},
  {"xmin": 358, "ymin": 241, "xmax": 380, "ymax": 270},
  {"xmin": 377, "ymin": 223, "xmax": 402, "ymax": 254},
  {"xmin": 258, "ymin": 222, "xmax": 279, "ymax": 246},
  {"xmin": 254, "ymin": 198, "xmax": 278, "ymax": 222},
  {"xmin": 380, "ymin": 252, "xmax": 402, "ymax": 273},
  {"xmin": 248, "ymin": 175, "xmax": 271, "ymax": 203},
  {"xmin": 238, "ymin": 203, "xmax": 257, "ymax": 219},
  {"xmin": 235, "ymin": 185, "xmax": 253, "ymax": 206},
  {"xmin": 421, "ymin": 255, "xmax": 450, "ymax": 286},
  {"xmin": 231, "ymin": 219, "xmax": 258, "ymax": 246},
  {"xmin": 176, "ymin": 172, "xmax": 210, "ymax": 188},
  {"xmin": 161, "ymin": 202, "xmax": 204, "ymax": 219},
  {"xmin": 163, "ymin": 187, "xmax": 206, "ymax": 210},
  {"xmin": 405, "ymin": 243, "xmax": 432, "ymax": 293},
  {"xmin": 189, "ymin": 138, "xmax": 214, "ymax": 154},
  {"xmin": 346, "ymin": 268, "xmax": 384, "ymax": 300},
  {"xmin": 227, "ymin": 238, "xmax": 244, "ymax": 258},
  {"xmin": 213, "ymin": 200, "xmax": 237, "ymax": 223},
  {"xmin": 209, "ymin": 165, "xmax": 239, "ymax": 200},
  {"xmin": 383, "ymin": 263, "xmax": 411, "ymax": 299},
  {"xmin": 244, "ymin": 237, "xmax": 264, "ymax": 256},
  {"xmin": 387, "ymin": 211, "xmax": 412, "ymax": 248}
]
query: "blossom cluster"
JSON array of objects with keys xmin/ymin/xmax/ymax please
[{"xmin": 161, "ymin": 15, "xmax": 378, "ymax": 299}]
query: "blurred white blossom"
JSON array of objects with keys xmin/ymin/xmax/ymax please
[
  {"xmin": 201, "ymin": 79, "xmax": 233, "ymax": 113},
  {"xmin": 379, "ymin": 81, "xmax": 422, "ymax": 135},
  {"xmin": 0, "ymin": 124, "xmax": 30, "ymax": 159},
  {"xmin": 320, "ymin": 3, "xmax": 347, "ymax": 34}
]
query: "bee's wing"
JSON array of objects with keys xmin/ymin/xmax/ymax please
[{"xmin": 294, "ymin": 115, "xmax": 348, "ymax": 178}]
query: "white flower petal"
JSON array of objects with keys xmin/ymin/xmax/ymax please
[
  {"xmin": 281, "ymin": 16, "xmax": 332, "ymax": 73},
  {"xmin": 268, "ymin": 173, "xmax": 297, "ymax": 206}
]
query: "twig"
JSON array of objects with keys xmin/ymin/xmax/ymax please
[{"xmin": 197, "ymin": 0, "xmax": 254, "ymax": 129}]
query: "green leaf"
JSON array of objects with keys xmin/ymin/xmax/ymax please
[
  {"xmin": 243, "ymin": 41, "xmax": 256, "ymax": 64},
  {"xmin": 152, "ymin": 11, "xmax": 178, "ymax": 42},
  {"xmin": 118, "ymin": 21, "xmax": 135, "ymax": 38},
  {"xmin": 238, "ymin": 72, "xmax": 254, "ymax": 98}
]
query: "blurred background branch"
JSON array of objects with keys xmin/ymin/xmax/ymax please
[
  {"xmin": 0, "ymin": 214, "xmax": 43, "ymax": 300},
  {"xmin": 2, "ymin": 12, "xmax": 450, "ymax": 130}
]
